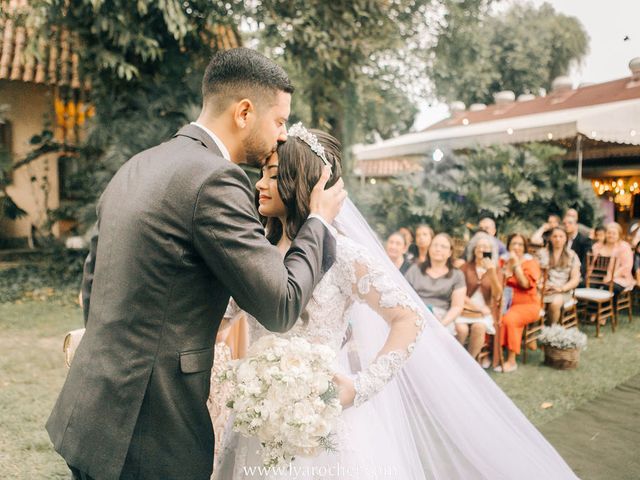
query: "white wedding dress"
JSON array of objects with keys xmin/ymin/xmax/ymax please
[
  {"xmin": 214, "ymin": 200, "xmax": 578, "ymax": 480},
  {"xmin": 216, "ymin": 231, "xmax": 425, "ymax": 479}
]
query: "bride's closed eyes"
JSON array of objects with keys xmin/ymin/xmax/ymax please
[
  {"xmin": 256, "ymin": 158, "xmax": 286, "ymax": 219},
  {"xmin": 261, "ymin": 165, "xmax": 279, "ymax": 180}
]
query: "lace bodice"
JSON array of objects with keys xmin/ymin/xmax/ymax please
[{"xmin": 228, "ymin": 234, "xmax": 426, "ymax": 406}]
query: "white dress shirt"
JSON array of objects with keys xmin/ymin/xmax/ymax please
[{"xmin": 190, "ymin": 122, "xmax": 231, "ymax": 161}]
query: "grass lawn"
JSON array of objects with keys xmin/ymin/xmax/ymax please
[
  {"xmin": 490, "ymin": 316, "xmax": 640, "ymax": 426},
  {"xmin": 0, "ymin": 300, "xmax": 83, "ymax": 479},
  {"xmin": 1, "ymin": 298, "xmax": 640, "ymax": 478}
]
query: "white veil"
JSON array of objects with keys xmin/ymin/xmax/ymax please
[{"xmin": 333, "ymin": 199, "xmax": 578, "ymax": 480}]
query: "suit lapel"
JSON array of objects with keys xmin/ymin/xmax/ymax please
[{"xmin": 174, "ymin": 124, "xmax": 224, "ymax": 159}]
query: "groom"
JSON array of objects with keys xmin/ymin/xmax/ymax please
[{"xmin": 46, "ymin": 48, "xmax": 345, "ymax": 480}]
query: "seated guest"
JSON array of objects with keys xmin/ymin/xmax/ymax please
[
  {"xmin": 478, "ymin": 217, "xmax": 507, "ymax": 256},
  {"xmin": 385, "ymin": 231, "xmax": 412, "ymax": 274},
  {"xmin": 398, "ymin": 226, "xmax": 415, "ymax": 261},
  {"xmin": 564, "ymin": 207, "xmax": 592, "ymax": 237},
  {"xmin": 457, "ymin": 232, "xmax": 503, "ymax": 363},
  {"xmin": 463, "ymin": 217, "xmax": 507, "ymax": 261},
  {"xmin": 591, "ymin": 222, "xmax": 634, "ymax": 298},
  {"xmin": 590, "ymin": 225, "xmax": 605, "ymax": 251},
  {"xmin": 633, "ymin": 241, "xmax": 640, "ymax": 287},
  {"xmin": 496, "ymin": 233, "xmax": 541, "ymax": 373},
  {"xmin": 537, "ymin": 227, "xmax": 581, "ymax": 324},
  {"xmin": 562, "ymin": 214, "xmax": 591, "ymax": 282},
  {"xmin": 530, "ymin": 214, "xmax": 561, "ymax": 247},
  {"xmin": 412, "ymin": 224, "xmax": 434, "ymax": 264},
  {"xmin": 630, "ymin": 222, "xmax": 640, "ymax": 249},
  {"xmin": 405, "ymin": 233, "xmax": 466, "ymax": 335}
]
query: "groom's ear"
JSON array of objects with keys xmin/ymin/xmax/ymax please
[{"xmin": 233, "ymin": 98, "xmax": 255, "ymax": 130}]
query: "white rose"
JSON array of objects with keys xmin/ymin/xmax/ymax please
[
  {"xmin": 245, "ymin": 380, "xmax": 262, "ymax": 396},
  {"xmin": 291, "ymin": 401, "xmax": 315, "ymax": 423},
  {"xmin": 311, "ymin": 376, "xmax": 329, "ymax": 395},
  {"xmin": 309, "ymin": 418, "xmax": 332, "ymax": 437},
  {"xmin": 279, "ymin": 352, "xmax": 306, "ymax": 372},
  {"xmin": 236, "ymin": 361, "xmax": 257, "ymax": 383},
  {"xmin": 288, "ymin": 381, "xmax": 312, "ymax": 400}
]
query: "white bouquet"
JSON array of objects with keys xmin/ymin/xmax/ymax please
[{"xmin": 219, "ymin": 334, "xmax": 342, "ymax": 467}]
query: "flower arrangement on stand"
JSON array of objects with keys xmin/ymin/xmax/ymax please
[{"xmin": 538, "ymin": 325, "xmax": 588, "ymax": 370}]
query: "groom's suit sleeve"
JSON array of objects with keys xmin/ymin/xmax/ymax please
[{"xmin": 192, "ymin": 164, "xmax": 336, "ymax": 333}]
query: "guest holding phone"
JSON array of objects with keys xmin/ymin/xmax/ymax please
[{"xmin": 457, "ymin": 232, "xmax": 503, "ymax": 364}]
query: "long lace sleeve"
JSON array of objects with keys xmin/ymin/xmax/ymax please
[{"xmin": 346, "ymin": 251, "xmax": 426, "ymax": 407}]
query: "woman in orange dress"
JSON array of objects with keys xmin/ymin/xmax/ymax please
[{"xmin": 496, "ymin": 233, "xmax": 541, "ymax": 373}]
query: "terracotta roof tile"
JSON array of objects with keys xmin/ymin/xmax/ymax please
[
  {"xmin": 426, "ymin": 77, "xmax": 640, "ymax": 131},
  {"xmin": 1, "ymin": 2, "xmax": 240, "ymax": 88},
  {"xmin": 1, "ymin": 1, "xmax": 84, "ymax": 88}
]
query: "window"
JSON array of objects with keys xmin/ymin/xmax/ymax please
[{"xmin": 0, "ymin": 120, "xmax": 13, "ymax": 184}]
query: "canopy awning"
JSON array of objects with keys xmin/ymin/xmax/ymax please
[
  {"xmin": 577, "ymin": 101, "xmax": 640, "ymax": 145},
  {"xmin": 354, "ymin": 98, "xmax": 640, "ymax": 161}
]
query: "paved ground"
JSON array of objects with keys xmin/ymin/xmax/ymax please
[{"xmin": 540, "ymin": 373, "xmax": 640, "ymax": 480}]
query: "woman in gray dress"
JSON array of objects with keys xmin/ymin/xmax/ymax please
[{"xmin": 404, "ymin": 233, "xmax": 466, "ymax": 335}]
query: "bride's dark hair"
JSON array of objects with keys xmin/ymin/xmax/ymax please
[{"xmin": 260, "ymin": 129, "xmax": 342, "ymax": 244}]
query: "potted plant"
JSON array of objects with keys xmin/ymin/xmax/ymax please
[{"xmin": 538, "ymin": 325, "xmax": 587, "ymax": 370}]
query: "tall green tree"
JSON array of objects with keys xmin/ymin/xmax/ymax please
[
  {"xmin": 19, "ymin": 0, "xmax": 243, "ymax": 227},
  {"xmin": 8, "ymin": 1, "xmax": 434, "ymax": 227},
  {"xmin": 430, "ymin": 1, "xmax": 589, "ymax": 106},
  {"xmin": 251, "ymin": 1, "xmax": 431, "ymax": 171}
]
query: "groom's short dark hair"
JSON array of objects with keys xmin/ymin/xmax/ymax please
[{"xmin": 202, "ymin": 47, "xmax": 294, "ymax": 113}]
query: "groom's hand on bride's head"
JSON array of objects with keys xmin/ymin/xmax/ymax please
[
  {"xmin": 333, "ymin": 373, "xmax": 356, "ymax": 409},
  {"xmin": 309, "ymin": 166, "xmax": 347, "ymax": 224}
]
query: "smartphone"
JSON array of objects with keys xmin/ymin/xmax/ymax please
[{"xmin": 482, "ymin": 251, "xmax": 492, "ymax": 259}]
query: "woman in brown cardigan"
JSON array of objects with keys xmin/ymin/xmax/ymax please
[{"xmin": 456, "ymin": 232, "xmax": 503, "ymax": 363}]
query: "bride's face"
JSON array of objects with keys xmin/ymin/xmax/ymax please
[{"xmin": 256, "ymin": 153, "xmax": 287, "ymax": 219}]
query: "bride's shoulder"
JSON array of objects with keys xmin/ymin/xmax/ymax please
[
  {"xmin": 334, "ymin": 233, "xmax": 378, "ymax": 267},
  {"xmin": 335, "ymin": 232, "xmax": 365, "ymax": 255}
]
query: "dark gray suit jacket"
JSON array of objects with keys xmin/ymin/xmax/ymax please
[
  {"xmin": 46, "ymin": 124, "xmax": 336, "ymax": 480},
  {"xmin": 569, "ymin": 232, "xmax": 592, "ymax": 280}
]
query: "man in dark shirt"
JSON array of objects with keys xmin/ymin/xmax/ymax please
[{"xmin": 564, "ymin": 214, "xmax": 592, "ymax": 284}]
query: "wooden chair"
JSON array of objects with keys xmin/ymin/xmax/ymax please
[
  {"xmin": 521, "ymin": 268, "xmax": 547, "ymax": 364},
  {"xmin": 615, "ymin": 286, "xmax": 633, "ymax": 325},
  {"xmin": 574, "ymin": 254, "xmax": 616, "ymax": 337},
  {"xmin": 476, "ymin": 294, "xmax": 504, "ymax": 371},
  {"xmin": 559, "ymin": 297, "xmax": 579, "ymax": 329},
  {"xmin": 477, "ymin": 275, "xmax": 507, "ymax": 370}
]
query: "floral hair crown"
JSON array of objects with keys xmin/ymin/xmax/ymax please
[{"xmin": 287, "ymin": 122, "xmax": 331, "ymax": 170}]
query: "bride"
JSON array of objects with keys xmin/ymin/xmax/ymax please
[{"xmin": 214, "ymin": 124, "xmax": 577, "ymax": 479}]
